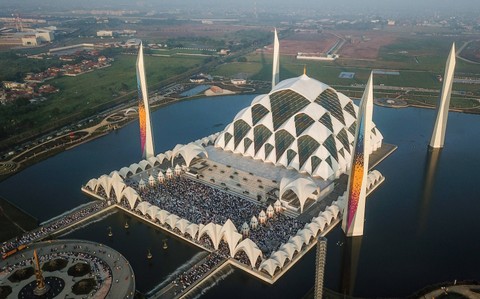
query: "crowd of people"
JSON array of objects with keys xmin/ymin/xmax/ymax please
[
  {"xmin": 1, "ymin": 201, "xmax": 108, "ymax": 255},
  {"xmin": 172, "ymin": 252, "xmax": 224, "ymax": 294},
  {"xmin": 1, "ymin": 243, "xmax": 113, "ymax": 297},
  {"xmin": 126, "ymin": 176, "xmax": 304, "ymax": 254}
]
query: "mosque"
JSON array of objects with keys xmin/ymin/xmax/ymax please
[{"xmin": 82, "ymin": 30, "xmax": 395, "ymax": 284}]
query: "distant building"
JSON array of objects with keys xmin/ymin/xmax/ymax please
[
  {"xmin": 21, "ymin": 34, "xmax": 38, "ymax": 46},
  {"xmin": 387, "ymin": 20, "xmax": 396, "ymax": 26},
  {"xmin": 34, "ymin": 29, "xmax": 54, "ymax": 42},
  {"xmin": 97, "ymin": 30, "xmax": 113, "ymax": 37},
  {"xmin": 125, "ymin": 39, "xmax": 141, "ymax": 48},
  {"xmin": 3, "ymin": 82, "xmax": 26, "ymax": 90},
  {"xmin": 231, "ymin": 79, "xmax": 246, "ymax": 85},
  {"xmin": 0, "ymin": 28, "xmax": 54, "ymax": 47},
  {"xmin": 190, "ymin": 76, "xmax": 205, "ymax": 83},
  {"xmin": 218, "ymin": 49, "xmax": 230, "ymax": 55},
  {"xmin": 190, "ymin": 73, "xmax": 211, "ymax": 83}
]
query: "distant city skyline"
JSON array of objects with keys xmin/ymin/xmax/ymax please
[{"xmin": 0, "ymin": 0, "xmax": 479, "ymax": 17}]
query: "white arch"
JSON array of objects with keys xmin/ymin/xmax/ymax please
[
  {"xmin": 136, "ymin": 201, "xmax": 151, "ymax": 215},
  {"xmin": 86, "ymin": 178, "xmax": 97, "ymax": 191},
  {"xmin": 166, "ymin": 214, "xmax": 180, "ymax": 229},
  {"xmin": 279, "ymin": 243, "xmax": 296, "ymax": 261},
  {"xmin": 124, "ymin": 107, "xmax": 137, "ymax": 115},
  {"xmin": 139, "ymin": 160, "xmax": 152, "ymax": 171},
  {"xmin": 288, "ymin": 235, "xmax": 305, "ymax": 251},
  {"xmin": 175, "ymin": 218, "xmax": 190, "ymax": 235},
  {"xmin": 279, "ymin": 177, "xmax": 318, "ymax": 213},
  {"xmin": 270, "ymin": 251, "xmax": 288, "ymax": 268},
  {"xmin": 146, "ymin": 205, "xmax": 160, "ymax": 220},
  {"xmin": 119, "ymin": 167, "xmax": 133, "ymax": 178},
  {"xmin": 172, "ymin": 143, "xmax": 209, "ymax": 167},
  {"xmin": 120, "ymin": 187, "xmax": 141, "ymax": 209},
  {"xmin": 326, "ymin": 205, "xmax": 340, "ymax": 219},
  {"xmin": 111, "ymin": 179, "xmax": 126, "ymax": 200},
  {"xmin": 233, "ymin": 239, "xmax": 262, "ymax": 268},
  {"xmin": 304, "ymin": 222, "xmax": 321, "ymax": 237},
  {"xmin": 156, "ymin": 210, "xmax": 170, "ymax": 224},
  {"xmin": 186, "ymin": 223, "xmax": 199, "ymax": 239},
  {"xmin": 296, "ymin": 229, "xmax": 313, "ymax": 245},
  {"xmin": 96, "ymin": 175, "xmax": 113, "ymax": 198},
  {"xmin": 129, "ymin": 163, "xmax": 142, "ymax": 174},
  {"xmin": 313, "ymin": 215, "xmax": 328, "ymax": 231},
  {"xmin": 259, "ymin": 259, "xmax": 279, "ymax": 277},
  {"xmin": 219, "ymin": 219, "xmax": 242, "ymax": 258},
  {"xmin": 198, "ymin": 222, "xmax": 223, "ymax": 250},
  {"xmin": 320, "ymin": 210, "xmax": 334, "ymax": 225},
  {"xmin": 156, "ymin": 153, "xmax": 168, "ymax": 164},
  {"xmin": 109, "ymin": 171, "xmax": 124, "ymax": 182},
  {"xmin": 148, "ymin": 156, "xmax": 160, "ymax": 167}
]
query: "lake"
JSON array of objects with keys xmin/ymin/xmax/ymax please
[{"xmin": 1, "ymin": 94, "xmax": 479, "ymax": 297}]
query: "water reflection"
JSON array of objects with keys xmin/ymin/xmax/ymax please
[
  {"xmin": 339, "ymin": 236, "xmax": 363, "ymax": 297},
  {"xmin": 417, "ymin": 148, "xmax": 442, "ymax": 234}
]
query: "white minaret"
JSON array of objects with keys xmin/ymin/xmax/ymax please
[
  {"xmin": 272, "ymin": 28, "xmax": 280, "ymax": 88},
  {"xmin": 342, "ymin": 73, "xmax": 374, "ymax": 237},
  {"xmin": 429, "ymin": 43, "xmax": 456, "ymax": 149},
  {"xmin": 136, "ymin": 42, "xmax": 155, "ymax": 159}
]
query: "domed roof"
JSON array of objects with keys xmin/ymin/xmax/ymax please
[{"xmin": 215, "ymin": 74, "xmax": 383, "ymax": 180}]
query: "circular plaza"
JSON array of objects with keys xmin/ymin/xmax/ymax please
[{"xmin": 0, "ymin": 239, "xmax": 135, "ymax": 299}]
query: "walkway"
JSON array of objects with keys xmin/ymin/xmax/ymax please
[
  {"xmin": 152, "ymin": 254, "xmax": 228, "ymax": 299},
  {"xmin": 1, "ymin": 201, "xmax": 113, "ymax": 255},
  {"xmin": 422, "ymin": 285, "xmax": 480, "ymax": 299},
  {"xmin": 0, "ymin": 239, "xmax": 135, "ymax": 299}
]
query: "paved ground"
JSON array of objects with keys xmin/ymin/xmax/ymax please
[
  {"xmin": 0, "ymin": 239, "xmax": 135, "ymax": 299},
  {"xmin": 422, "ymin": 285, "xmax": 480, "ymax": 299}
]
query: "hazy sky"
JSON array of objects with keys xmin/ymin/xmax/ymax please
[{"xmin": 1, "ymin": 0, "xmax": 479, "ymax": 16}]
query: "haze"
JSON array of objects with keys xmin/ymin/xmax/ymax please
[{"xmin": 1, "ymin": 0, "xmax": 479, "ymax": 17}]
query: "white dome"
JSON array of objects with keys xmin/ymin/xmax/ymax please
[{"xmin": 215, "ymin": 74, "xmax": 383, "ymax": 180}]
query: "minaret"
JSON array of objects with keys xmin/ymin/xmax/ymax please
[
  {"xmin": 429, "ymin": 43, "xmax": 456, "ymax": 149},
  {"xmin": 136, "ymin": 42, "xmax": 155, "ymax": 159},
  {"xmin": 33, "ymin": 249, "xmax": 50, "ymax": 296},
  {"xmin": 342, "ymin": 72, "xmax": 374, "ymax": 237},
  {"xmin": 272, "ymin": 28, "xmax": 280, "ymax": 88}
]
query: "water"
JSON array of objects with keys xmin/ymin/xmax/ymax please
[
  {"xmin": 0, "ymin": 94, "xmax": 251, "ymax": 222},
  {"xmin": 180, "ymin": 85, "xmax": 211, "ymax": 97},
  {"xmin": 1, "ymin": 94, "xmax": 480, "ymax": 297},
  {"xmin": 62, "ymin": 210, "xmax": 203, "ymax": 294}
]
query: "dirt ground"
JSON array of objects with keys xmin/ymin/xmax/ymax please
[
  {"xmin": 263, "ymin": 30, "xmax": 398, "ymax": 59},
  {"xmin": 264, "ymin": 31, "xmax": 338, "ymax": 55},
  {"xmin": 135, "ymin": 24, "xmax": 270, "ymax": 39},
  {"xmin": 460, "ymin": 40, "xmax": 480, "ymax": 62},
  {"xmin": 336, "ymin": 30, "xmax": 398, "ymax": 59}
]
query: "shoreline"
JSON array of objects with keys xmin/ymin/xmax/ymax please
[
  {"xmin": 1, "ymin": 90, "xmax": 479, "ymax": 184},
  {"xmin": 0, "ymin": 92, "xmax": 255, "ymax": 183},
  {"xmin": 374, "ymin": 97, "xmax": 480, "ymax": 114}
]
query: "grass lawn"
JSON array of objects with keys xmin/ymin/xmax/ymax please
[
  {"xmin": 0, "ymin": 54, "xmax": 206, "ymax": 146},
  {"xmin": 38, "ymin": 53, "xmax": 205, "ymax": 121}
]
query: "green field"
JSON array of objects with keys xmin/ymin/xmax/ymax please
[
  {"xmin": 213, "ymin": 53, "xmax": 444, "ymax": 89},
  {"xmin": 212, "ymin": 35, "xmax": 480, "ymax": 94},
  {"xmin": 0, "ymin": 53, "xmax": 206, "ymax": 145}
]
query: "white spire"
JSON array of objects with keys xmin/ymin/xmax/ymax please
[
  {"xmin": 429, "ymin": 43, "xmax": 456, "ymax": 149},
  {"xmin": 272, "ymin": 28, "xmax": 280, "ymax": 88},
  {"xmin": 136, "ymin": 42, "xmax": 155, "ymax": 159},
  {"xmin": 342, "ymin": 72, "xmax": 374, "ymax": 237}
]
